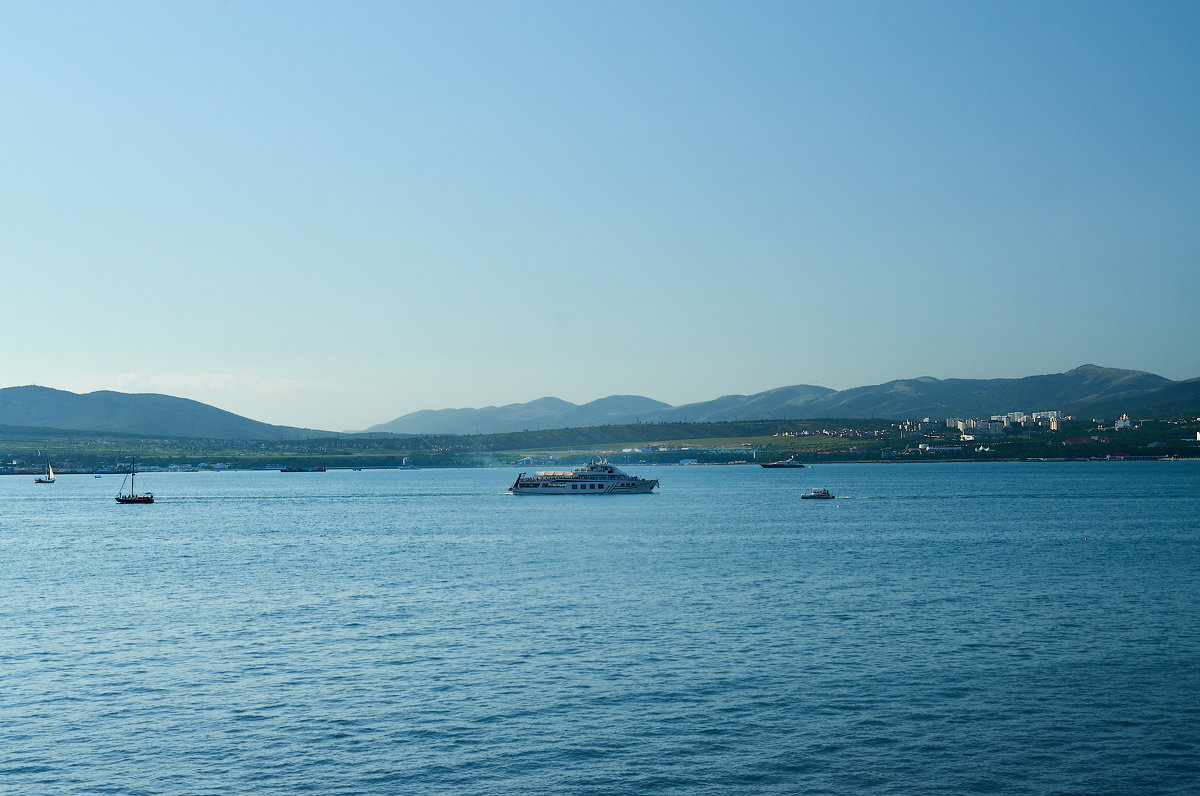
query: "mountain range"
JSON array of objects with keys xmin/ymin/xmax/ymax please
[
  {"xmin": 368, "ymin": 365, "xmax": 1200, "ymax": 435},
  {"xmin": 2, "ymin": 366, "xmax": 1198, "ymax": 440},
  {"xmin": 0, "ymin": 385, "xmax": 322, "ymax": 440}
]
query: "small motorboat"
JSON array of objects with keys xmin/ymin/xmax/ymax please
[{"xmin": 801, "ymin": 488, "xmax": 833, "ymax": 499}]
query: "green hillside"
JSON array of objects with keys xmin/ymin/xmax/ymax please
[{"xmin": 0, "ymin": 386, "xmax": 326, "ymax": 440}]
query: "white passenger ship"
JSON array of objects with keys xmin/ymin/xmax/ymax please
[{"xmin": 509, "ymin": 460, "xmax": 659, "ymax": 495}]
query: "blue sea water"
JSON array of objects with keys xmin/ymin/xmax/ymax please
[{"xmin": 2, "ymin": 461, "xmax": 1199, "ymax": 794}]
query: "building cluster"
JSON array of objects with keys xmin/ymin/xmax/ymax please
[
  {"xmin": 773, "ymin": 427, "xmax": 889, "ymax": 439},
  {"xmin": 943, "ymin": 411, "xmax": 1066, "ymax": 438}
]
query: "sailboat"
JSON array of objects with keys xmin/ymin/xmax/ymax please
[
  {"xmin": 35, "ymin": 454, "xmax": 55, "ymax": 483},
  {"xmin": 116, "ymin": 457, "xmax": 154, "ymax": 504}
]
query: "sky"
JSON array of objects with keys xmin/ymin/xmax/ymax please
[{"xmin": 3, "ymin": 1, "xmax": 1198, "ymax": 431}]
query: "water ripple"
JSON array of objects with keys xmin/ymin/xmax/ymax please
[{"xmin": 1, "ymin": 463, "xmax": 1198, "ymax": 794}]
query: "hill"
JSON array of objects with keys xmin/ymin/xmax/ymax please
[
  {"xmin": 760, "ymin": 365, "xmax": 1171, "ymax": 421},
  {"xmin": 367, "ymin": 395, "xmax": 672, "ymax": 435},
  {"xmin": 0, "ymin": 385, "xmax": 326, "ymax": 440},
  {"xmin": 1069, "ymin": 375, "xmax": 1200, "ymax": 420},
  {"xmin": 3, "ymin": 366, "xmax": 1195, "ymax": 442},
  {"xmin": 647, "ymin": 384, "xmax": 836, "ymax": 423},
  {"xmin": 368, "ymin": 366, "xmax": 1192, "ymax": 435}
]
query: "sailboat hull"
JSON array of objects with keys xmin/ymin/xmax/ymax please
[{"xmin": 116, "ymin": 457, "xmax": 154, "ymax": 503}]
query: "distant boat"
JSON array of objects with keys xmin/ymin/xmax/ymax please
[
  {"xmin": 35, "ymin": 455, "xmax": 55, "ymax": 483},
  {"xmin": 761, "ymin": 457, "xmax": 805, "ymax": 468},
  {"xmin": 280, "ymin": 464, "xmax": 326, "ymax": 472},
  {"xmin": 116, "ymin": 457, "xmax": 154, "ymax": 504},
  {"xmin": 801, "ymin": 488, "xmax": 833, "ymax": 500}
]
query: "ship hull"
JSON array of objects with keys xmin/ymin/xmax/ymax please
[{"xmin": 511, "ymin": 480, "xmax": 657, "ymax": 495}]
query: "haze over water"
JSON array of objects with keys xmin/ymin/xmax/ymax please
[{"xmin": 3, "ymin": 462, "xmax": 1198, "ymax": 794}]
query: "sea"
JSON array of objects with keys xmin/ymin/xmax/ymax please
[{"xmin": 2, "ymin": 461, "xmax": 1198, "ymax": 795}]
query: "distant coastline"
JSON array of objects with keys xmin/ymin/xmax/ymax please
[{"xmin": 3, "ymin": 415, "xmax": 1197, "ymax": 472}]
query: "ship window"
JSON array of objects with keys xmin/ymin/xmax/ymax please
[{"xmin": 572, "ymin": 484, "xmax": 578, "ymax": 489}]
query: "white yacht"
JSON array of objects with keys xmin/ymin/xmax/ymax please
[
  {"xmin": 760, "ymin": 456, "xmax": 805, "ymax": 468},
  {"xmin": 510, "ymin": 460, "xmax": 659, "ymax": 495}
]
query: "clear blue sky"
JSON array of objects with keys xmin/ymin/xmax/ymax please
[{"xmin": 3, "ymin": 1, "xmax": 1197, "ymax": 430}]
